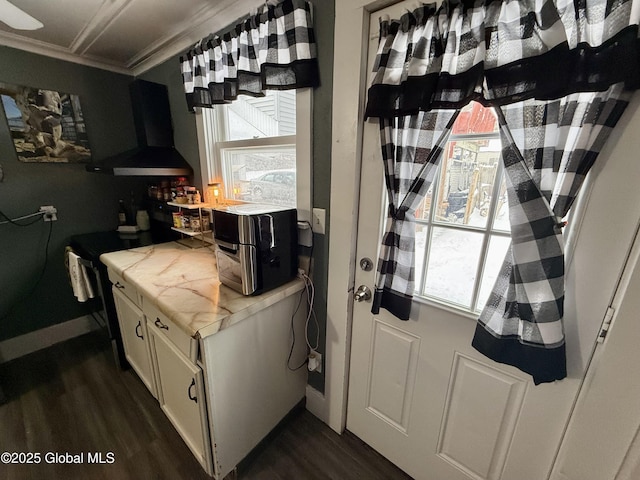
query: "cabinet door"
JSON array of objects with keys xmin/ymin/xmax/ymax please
[
  {"xmin": 112, "ymin": 287, "xmax": 156, "ymax": 397},
  {"xmin": 148, "ymin": 321, "xmax": 210, "ymax": 471}
]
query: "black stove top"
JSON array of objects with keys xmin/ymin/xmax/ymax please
[{"xmin": 69, "ymin": 230, "xmax": 165, "ymax": 264}]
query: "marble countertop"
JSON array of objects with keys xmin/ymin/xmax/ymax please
[{"xmin": 100, "ymin": 242, "xmax": 304, "ymax": 339}]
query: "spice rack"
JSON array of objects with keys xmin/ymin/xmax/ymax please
[{"xmin": 167, "ymin": 202, "xmax": 213, "ymax": 248}]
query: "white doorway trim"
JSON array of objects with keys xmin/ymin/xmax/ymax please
[{"xmin": 325, "ymin": 0, "xmax": 398, "ymax": 433}]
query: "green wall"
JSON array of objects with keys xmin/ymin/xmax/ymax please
[
  {"xmin": 0, "ymin": 47, "xmax": 153, "ymax": 341},
  {"xmin": 306, "ymin": 0, "xmax": 334, "ymax": 392},
  {"xmin": 139, "ymin": 0, "xmax": 335, "ymax": 391}
]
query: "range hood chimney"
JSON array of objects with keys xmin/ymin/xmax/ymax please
[{"xmin": 86, "ymin": 79, "xmax": 193, "ymax": 176}]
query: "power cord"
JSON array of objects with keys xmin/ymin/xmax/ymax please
[
  {"xmin": 0, "ymin": 208, "xmax": 46, "ymax": 226},
  {"xmin": 287, "ymin": 220, "xmax": 319, "ymax": 371},
  {"xmin": 287, "ymin": 286, "xmax": 309, "ymax": 371},
  {"xmin": 0, "ymin": 213, "xmax": 53, "ymax": 321},
  {"xmin": 300, "ymin": 271, "xmax": 319, "ymax": 351},
  {"xmin": 286, "ymin": 271, "xmax": 320, "ymax": 371},
  {"xmin": 299, "ymin": 220, "xmax": 314, "ymax": 276}
]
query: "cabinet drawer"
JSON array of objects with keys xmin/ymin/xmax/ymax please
[
  {"xmin": 143, "ymin": 301, "xmax": 195, "ymax": 359},
  {"xmin": 108, "ymin": 269, "xmax": 141, "ymax": 307}
]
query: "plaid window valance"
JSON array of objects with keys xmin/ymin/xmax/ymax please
[
  {"xmin": 180, "ymin": 0, "xmax": 319, "ymax": 112},
  {"xmin": 367, "ymin": 0, "xmax": 640, "ymax": 384},
  {"xmin": 366, "ymin": 0, "xmax": 640, "ymax": 118}
]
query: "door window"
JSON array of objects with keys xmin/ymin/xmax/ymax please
[{"xmin": 414, "ymin": 102, "xmax": 509, "ymax": 313}]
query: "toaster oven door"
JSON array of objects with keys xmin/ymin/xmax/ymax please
[{"xmin": 215, "ymin": 244, "xmax": 258, "ymax": 295}]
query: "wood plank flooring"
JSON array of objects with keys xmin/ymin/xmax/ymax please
[{"xmin": 0, "ymin": 331, "xmax": 412, "ymax": 480}]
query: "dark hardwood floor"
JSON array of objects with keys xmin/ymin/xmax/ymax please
[{"xmin": 0, "ymin": 331, "xmax": 412, "ymax": 480}]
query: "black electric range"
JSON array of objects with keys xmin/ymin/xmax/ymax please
[{"xmin": 69, "ymin": 230, "xmax": 172, "ymax": 369}]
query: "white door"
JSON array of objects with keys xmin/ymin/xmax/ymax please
[
  {"xmin": 346, "ymin": 2, "xmax": 640, "ymax": 480},
  {"xmin": 550, "ymin": 224, "xmax": 640, "ymax": 480}
]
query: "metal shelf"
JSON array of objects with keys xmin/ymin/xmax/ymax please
[
  {"xmin": 167, "ymin": 201, "xmax": 212, "ymax": 210},
  {"xmin": 168, "ymin": 203, "xmax": 212, "ymax": 248}
]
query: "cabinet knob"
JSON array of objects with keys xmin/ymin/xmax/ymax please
[
  {"xmin": 114, "ymin": 282, "xmax": 125, "ymax": 289},
  {"xmin": 188, "ymin": 378, "xmax": 197, "ymax": 403}
]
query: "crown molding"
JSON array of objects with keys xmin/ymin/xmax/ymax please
[
  {"xmin": 0, "ymin": 29, "xmax": 131, "ymax": 75},
  {"xmin": 129, "ymin": 0, "xmax": 265, "ymax": 76},
  {"xmin": 70, "ymin": 0, "xmax": 133, "ymax": 55},
  {"xmin": 0, "ymin": 0, "xmax": 265, "ymax": 77}
]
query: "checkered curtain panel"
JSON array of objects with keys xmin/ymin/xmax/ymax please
[
  {"xmin": 472, "ymin": 85, "xmax": 632, "ymax": 384},
  {"xmin": 372, "ymin": 111, "xmax": 458, "ymax": 319},
  {"xmin": 366, "ymin": 0, "xmax": 640, "ymax": 383},
  {"xmin": 180, "ymin": 0, "xmax": 319, "ymax": 112}
]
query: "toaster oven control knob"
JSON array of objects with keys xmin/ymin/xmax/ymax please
[{"xmin": 354, "ymin": 285, "xmax": 372, "ymax": 303}]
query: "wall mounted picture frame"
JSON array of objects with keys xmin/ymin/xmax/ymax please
[{"xmin": 0, "ymin": 83, "xmax": 91, "ymax": 163}]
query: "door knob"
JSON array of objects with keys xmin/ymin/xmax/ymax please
[{"xmin": 354, "ymin": 285, "xmax": 372, "ymax": 302}]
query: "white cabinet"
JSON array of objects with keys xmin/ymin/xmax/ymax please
[
  {"xmin": 147, "ymin": 320, "xmax": 211, "ymax": 471},
  {"xmin": 106, "ymin": 263, "xmax": 305, "ymax": 479},
  {"xmin": 112, "ymin": 287, "xmax": 156, "ymax": 397}
]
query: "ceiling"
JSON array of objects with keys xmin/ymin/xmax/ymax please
[{"xmin": 0, "ymin": 0, "xmax": 265, "ymax": 76}]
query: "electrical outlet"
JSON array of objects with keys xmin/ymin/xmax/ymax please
[
  {"xmin": 308, "ymin": 350, "xmax": 322, "ymax": 373},
  {"xmin": 40, "ymin": 205, "xmax": 57, "ymax": 222}
]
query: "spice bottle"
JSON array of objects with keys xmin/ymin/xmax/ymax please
[
  {"xmin": 190, "ymin": 212, "xmax": 201, "ymax": 232},
  {"xmin": 118, "ymin": 200, "xmax": 127, "ymax": 226}
]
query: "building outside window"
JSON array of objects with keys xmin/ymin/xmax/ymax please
[
  {"xmin": 414, "ymin": 102, "xmax": 509, "ymax": 314},
  {"xmin": 200, "ymin": 90, "xmax": 302, "ymax": 210}
]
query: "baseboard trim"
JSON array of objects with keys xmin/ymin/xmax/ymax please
[
  {"xmin": 0, "ymin": 315, "xmax": 100, "ymax": 364},
  {"xmin": 305, "ymin": 385, "xmax": 329, "ymax": 424}
]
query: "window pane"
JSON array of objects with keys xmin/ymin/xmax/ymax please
[
  {"xmin": 433, "ymin": 139, "xmax": 501, "ymax": 228},
  {"xmin": 221, "ymin": 146, "xmax": 296, "ymax": 208},
  {"xmin": 415, "ymin": 184, "xmax": 434, "ymax": 221},
  {"xmin": 422, "ymin": 227, "xmax": 483, "ymax": 308},
  {"xmin": 475, "ymin": 235, "xmax": 511, "ymax": 312},
  {"xmin": 226, "ymin": 90, "xmax": 296, "ymax": 140},
  {"xmin": 492, "ymin": 175, "xmax": 510, "ymax": 232},
  {"xmin": 415, "ymin": 224, "xmax": 429, "ymax": 286},
  {"xmin": 452, "ymin": 101, "xmax": 498, "ymax": 134}
]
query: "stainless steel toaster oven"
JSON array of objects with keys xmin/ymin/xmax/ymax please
[{"xmin": 212, "ymin": 204, "xmax": 298, "ymax": 295}]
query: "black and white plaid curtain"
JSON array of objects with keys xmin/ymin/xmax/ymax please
[
  {"xmin": 372, "ymin": 111, "xmax": 459, "ymax": 319},
  {"xmin": 180, "ymin": 0, "xmax": 319, "ymax": 112},
  {"xmin": 366, "ymin": 0, "xmax": 640, "ymax": 384}
]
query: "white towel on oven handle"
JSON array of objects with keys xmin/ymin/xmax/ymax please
[{"xmin": 67, "ymin": 250, "xmax": 95, "ymax": 302}]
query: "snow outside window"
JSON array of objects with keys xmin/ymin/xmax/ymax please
[{"xmin": 415, "ymin": 102, "xmax": 509, "ymax": 313}]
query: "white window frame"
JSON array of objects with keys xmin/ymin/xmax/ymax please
[
  {"xmin": 414, "ymin": 129, "xmax": 508, "ymax": 316},
  {"xmin": 194, "ymin": 88, "xmax": 313, "ymax": 226}
]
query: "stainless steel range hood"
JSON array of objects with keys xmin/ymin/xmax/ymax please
[{"xmin": 86, "ymin": 79, "xmax": 193, "ymax": 176}]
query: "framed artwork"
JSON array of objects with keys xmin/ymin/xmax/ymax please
[{"xmin": 0, "ymin": 83, "xmax": 91, "ymax": 163}]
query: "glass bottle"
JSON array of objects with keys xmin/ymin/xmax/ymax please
[{"xmin": 118, "ymin": 200, "xmax": 127, "ymax": 226}]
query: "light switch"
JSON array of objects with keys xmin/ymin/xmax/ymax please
[{"xmin": 312, "ymin": 208, "xmax": 326, "ymax": 235}]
